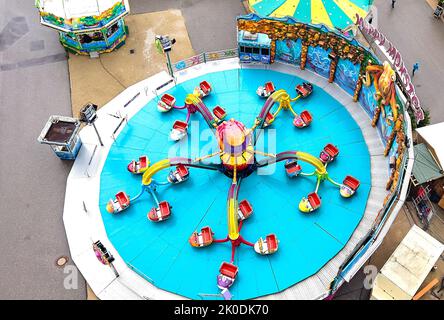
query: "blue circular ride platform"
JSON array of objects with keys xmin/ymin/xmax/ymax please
[{"xmin": 99, "ymin": 68, "xmax": 371, "ymax": 300}]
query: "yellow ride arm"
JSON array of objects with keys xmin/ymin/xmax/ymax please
[
  {"xmin": 295, "ymin": 151, "xmax": 326, "ymax": 175},
  {"xmin": 227, "ymin": 195, "xmax": 239, "ymax": 241},
  {"xmin": 226, "ymin": 171, "xmax": 241, "ymax": 241},
  {"xmin": 185, "ymin": 93, "xmax": 199, "ymax": 105},
  {"xmin": 142, "ymin": 159, "xmax": 171, "ymax": 185},
  {"xmin": 262, "ymin": 89, "xmax": 291, "ymax": 124},
  {"xmin": 270, "ymin": 89, "xmax": 290, "ymax": 101},
  {"xmin": 272, "ymin": 104, "xmax": 283, "ymax": 118},
  {"xmin": 290, "ymin": 95, "xmax": 301, "ymax": 102}
]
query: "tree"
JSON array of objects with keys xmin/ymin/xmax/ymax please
[
  {"xmin": 417, "ymin": 109, "xmax": 431, "ymax": 128},
  {"xmin": 408, "ymin": 108, "xmax": 430, "ymax": 129}
]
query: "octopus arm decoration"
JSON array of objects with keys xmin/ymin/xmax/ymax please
[{"xmin": 364, "ymin": 62, "xmax": 399, "ymax": 127}]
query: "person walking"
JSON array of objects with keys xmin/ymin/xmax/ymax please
[
  {"xmin": 392, "ymin": 0, "xmax": 396, "ymax": 8},
  {"xmin": 412, "ymin": 62, "xmax": 420, "ymax": 77}
]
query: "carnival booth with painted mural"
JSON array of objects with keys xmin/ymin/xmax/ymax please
[{"xmin": 35, "ymin": 0, "xmax": 130, "ymax": 55}]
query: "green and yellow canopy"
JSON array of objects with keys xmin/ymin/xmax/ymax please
[{"xmin": 248, "ymin": 0, "xmax": 371, "ymax": 30}]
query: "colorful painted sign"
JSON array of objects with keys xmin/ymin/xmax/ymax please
[{"xmin": 355, "ymin": 14, "xmax": 424, "ymax": 122}]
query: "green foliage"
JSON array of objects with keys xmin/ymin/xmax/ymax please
[
  {"xmin": 408, "ymin": 108, "xmax": 430, "ymax": 129},
  {"xmin": 417, "ymin": 109, "xmax": 431, "ymax": 128},
  {"xmin": 407, "ymin": 108, "xmax": 417, "ymax": 129}
]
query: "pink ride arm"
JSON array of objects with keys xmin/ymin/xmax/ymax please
[
  {"xmin": 255, "ymin": 89, "xmax": 290, "ymax": 129},
  {"xmin": 185, "ymin": 94, "xmax": 217, "ymax": 128}
]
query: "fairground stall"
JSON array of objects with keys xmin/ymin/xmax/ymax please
[
  {"xmin": 38, "ymin": 115, "xmax": 82, "ymax": 160},
  {"xmin": 410, "ymin": 122, "xmax": 444, "ymax": 228},
  {"xmin": 35, "ymin": 0, "xmax": 130, "ymax": 56}
]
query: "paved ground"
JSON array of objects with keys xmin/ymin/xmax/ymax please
[
  {"xmin": 68, "ymin": 10, "xmax": 195, "ymax": 116},
  {"xmin": 0, "ymin": 0, "xmax": 85, "ymax": 299},
  {"xmin": 373, "ymin": 0, "xmax": 444, "ymax": 124},
  {"xmin": 129, "ymin": 0, "xmax": 246, "ymax": 53},
  {"xmin": 334, "ymin": 206, "xmax": 413, "ymax": 300}
]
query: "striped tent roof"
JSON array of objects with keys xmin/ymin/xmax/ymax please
[{"xmin": 248, "ymin": 0, "xmax": 371, "ymax": 30}]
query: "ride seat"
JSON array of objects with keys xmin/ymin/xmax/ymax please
[
  {"xmin": 308, "ymin": 192, "xmax": 321, "ymax": 209},
  {"xmin": 161, "ymin": 93, "xmax": 176, "ymax": 106},
  {"xmin": 266, "ymin": 234, "xmax": 278, "ymax": 251},
  {"xmin": 200, "ymin": 81, "xmax": 211, "ymax": 94},
  {"xmin": 343, "ymin": 175, "xmax": 360, "ymax": 191},
  {"xmin": 265, "ymin": 82, "xmax": 275, "ymax": 94},
  {"xmin": 173, "ymin": 120, "xmax": 188, "ymax": 132},
  {"xmin": 300, "ymin": 110, "xmax": 312, "ymax": 124},
  {"xmin": 220, "ymin": 262, "xmax": 238, "ymax": 279}
]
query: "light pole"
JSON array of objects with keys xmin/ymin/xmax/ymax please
[
  {"xmin": 155, "ymin": 35, "xmax": 176, "ymax": 77},
  {"xmin": 80, "ymin": 103, "xmax": 104, "ymax": 146}
]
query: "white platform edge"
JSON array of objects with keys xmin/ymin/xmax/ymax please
[{"xmin": 63, "ymin": 58, "xmax": 389, "ymax": 300}]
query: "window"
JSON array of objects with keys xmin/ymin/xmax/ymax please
[
  {"xmin": 92, "ymin": 32, "xmax": 104, "ymax": 41},
  {"xmin": 239, "ymin": 46, "xmax": 245, "ymax": 53},
  {"xmin": 106, "ymin": 22, "xmax": 119, "ymax": 37},
  {"xmin": 79, "ymin": 31, "xmax": 104, "ymax": 44},
  {"xmin": 261, "ymin": 48, "xmax": 270, "ymax": 56},
  {"xmin": 79, "ymin": 34, "xmax": 92, "ymax": 44},
  {"xmin": 245, "ymin": 47, "xmax": 253, "ymax": 54},
  {"xmin": 252, "ymin": 47, "xmax": 260, "ymax": 54},
  {"xmin": 65, "ymin": 32, "xmax": 76, "ymax": 40}
]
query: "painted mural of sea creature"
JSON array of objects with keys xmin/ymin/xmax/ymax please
[
  {"xmin": 307, "ymin": 47, "xmax": 331, "ymax": 78},
  {"xmin": 364, "ymin": 61, "xmax": 399, "ymax": 127},
  {"xmin": 335, "ymin": 62, "xmax": 359, "ymax": 95},
  {"xmin": 279, "ymin": 39, "xmax": 299, "ymax": 63}
]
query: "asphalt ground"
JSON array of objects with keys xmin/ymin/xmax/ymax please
[
  {"xmin": 374, "ymin": 0, "xmax": 444, "ymax": 124},
  {"xmin": 0, "ymin": 0, "xmax": 85, "ymax": 299}
]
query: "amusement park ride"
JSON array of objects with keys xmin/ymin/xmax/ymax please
[{"xmin": 105, "ymin": 80, "xmax": 360, "ymax": 295}]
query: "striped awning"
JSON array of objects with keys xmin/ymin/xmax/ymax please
[{"xmin": 411, "ymin": 143, "xmax": 444, "ymax": 186}]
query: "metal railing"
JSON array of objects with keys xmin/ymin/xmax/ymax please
[{"xmin": 172, "ymin": 48, "xmax": 238, "ymax": 73}]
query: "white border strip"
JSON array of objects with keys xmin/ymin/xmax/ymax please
[{"xmin": 338, "ymin": 93, "xmax": 415, "ymax": 283}]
